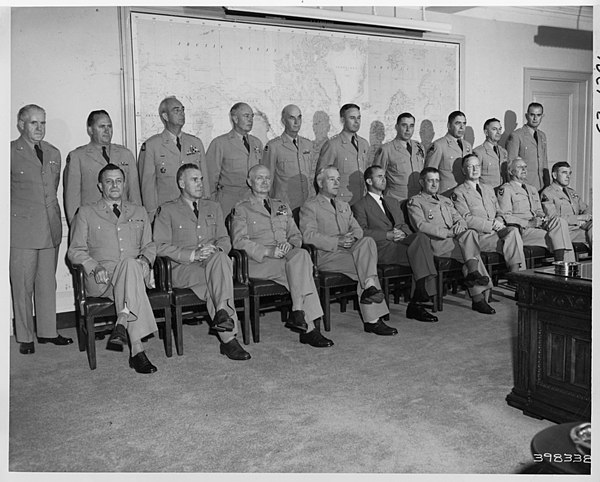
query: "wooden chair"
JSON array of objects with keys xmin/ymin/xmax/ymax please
[
  {"xmin": 377, "ymin": 264, "xmax": 413, "ymax": 320},
  {"xmin": 72, "ymin": 262, "xmax": 172, "ymax": 370},
  {"xmin": 432, "ymin": 256, "xmax": 463, "ymax": 312},
  {"xmin": 523, "ymin": 246, "xmax": 553, "ymax": 269}
]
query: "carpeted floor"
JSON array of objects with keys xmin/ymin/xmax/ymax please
[{"xmin": 9, "ymin": 286, "xmax": 557, "ymax": 476}]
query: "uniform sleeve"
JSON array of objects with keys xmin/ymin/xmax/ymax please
[
  {"xmin": 139, "ymin": 210, "xmax": 156, "ymax": 265},
  {"xmin": 214, "ymin": 204, "xmax": 232, "ymax": 253},
  {"xmin": 497, "ymin": 187, "xmax": 528, "ymax": 228},
  {"xmin": 530, "ymin": 190, "xmax": 545, "ymax": 218},
  {"xmin": 351, "ymin": 202, "xmax": 384, "ymax": 241},
  {"xmin": 138, "ymin": 142, "xmax": 158, "ymax": 217},
  {"xmin": 261, "ymin": 142, "xmax": 278, "ymax": 197},
  {"xmin": 285, "ymin": 212, "xmax": 303, "ymax": 248},
  {"xmin": 195, "ymin": 140, "xmax": 211, "ymax": 201},
  {"xmin": 124, "ymin": 148, "xmax": 142, "ymax": 206},
  {"xmin": 505, "ymin": 132, "xmax": 520, "ymax": 161},
  {"xmin": 299, "ymin": 201, "xmax": 338, "ymax": 252},
  {"xmin": 205, "ymin": 138, "xmax": 223, "ymax": 200},
  {"xmin": 231, "ymin": 205, "xmax": 267, "ymax": 263},
  {"xmin": 316, "ymin": 139, "xmax": 337, "ymax": 175},
  {"xmin": 153, "ymin": 206, "xmax": 195, "ymax": 263},
  {"xmin": 452, "ymin": 190, "xmax": 493, "ymax": 233},
  {"xmin": 63, "ymin": 151, "xmax": 81, "ymax": 225},
  {"xmin": 348, "ymin": 210, "xmax": 364, "ymax": 240},
  {"xmin": 67, "ymin": 209, "xmax": 98, "ymax": 274},
  {"xmin": 424, "ymin": 141, "xmax": 442, "ymax": 169},
  {"xmin": 372, "ymin": 146, "xmax": 386, "ymax": 169},
  {"xmin": 540, "ymin": 189, "xmax": 559, "ymax": 221},
  {"xmin": 53, "ymin": 148, "xmax": 62, "ymax": 192},
  {"xmin": 407, "ymin": 199, "xmax": 449, "ymax": 239}
]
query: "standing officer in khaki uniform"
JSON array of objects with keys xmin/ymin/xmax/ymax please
[
  {"xmin": 64, "ymin": 110, "xmax": 141, "ymax": 225},
  {"xmin": 425, "ymin": 110, "xmax": 472, "ymax": 196},
  {"xmin": 506, "ymin": 102, "xmax": 549, "ymax": 190},
  {"xmin": 232, "ymin": 165, "xmax": 333, "ymax": 348},
  {"xmin": 138, "ymin": 96, "xmax": 209, "ymax": 219},
  {"xmin": 11, "ymin": 104, "xmax": 73, "ymax": 355},
  {"xmin": 154, "ymin": 163, "xmax": 250, "ymax": 360},
  {"xmin": 540, "ymin": 161, "xmax": 592, "ymax": 247},
  {"xmin": 300, "ymin": 166, "xmax": 397, "ymax": 336},
  {"xmin": 408, "ymin": 167, "xmax": 495, "ymax": 315},
  {"xmin": 473, "ymin": 118, "xmax": 508, "ymax": 188},
  {"xmin": 261, "ymin": 104, "xmax": 315, "ymax": 210},
  {"xmin": 316, "ymin": 104, "xmax": 370, "ymax": 206},
  {"xmin": 206, "ymin": 102, "xmax": 263, "ymax": 216},
  {"xmin": 452, "ymin": 154, "xmax": 526, "ymax": 271},
  {"xmin": 497, "ymin": 158, "xmax": 575, "ymax": 261},
  {"xmin": 68, "ymin": 164, "xmax": 159, "ymax": 374},
  {"xmin": 373, "ymin": 112, "xmax": 425, "ymax": 201}
]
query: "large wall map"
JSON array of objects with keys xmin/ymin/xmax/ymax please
[{"xmin": 131, "ymin": 12, "xmax": 459, "ymax": 162}]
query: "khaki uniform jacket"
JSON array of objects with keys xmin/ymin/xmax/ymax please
[
  {"xmin": 316, "ymin": 132, "xmax": 370, "ymax": 206},
  {"xmin": 506, "ymin": 126, "xmax": 549, "ymax": 190},
  {"xmin": 373, "ymin": 138, "xmax": 425, "ymax": 201},
  {"xmin": 64, "ymin": 142, "xmax": 141, "ymax": 224},
  {"xmin": 261, "ymin": 134, "xmax": 315, "ymax": 209},
  {"xmin": 11, "ymin": 137, "xmax": 62, "ymax": 248},
  {"xmin": 540, "ymin": 182, "xmax": 590, "ymax": 226},
  {"xmin": 452, "ymin": 182, "xmax": 502, "ymax": 234},
  {"xmin": 138, "ymin": 130, "xmax": 208, "ymax": 217},
  {"xmin": 425, "ymin": 133, "xmax": 472, "ymax": 196},
  {"xmin": 407, "ymin": 191, "xmax": 465, "ymax": 239},
  {"xmin": 497, "ymin": 180, "xmax": 545, "ymax": 227},
  {"xmin": 473, "ymin": 141, "xmax": 508, "ymax": 188}
]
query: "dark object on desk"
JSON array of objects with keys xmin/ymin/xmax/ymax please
[{"xmin": 530, "ymin": 422, "xmax": 591, "ymax": 474}]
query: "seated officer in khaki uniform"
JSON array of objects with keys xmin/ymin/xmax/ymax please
[
  {"xmin": 497, "ymin": 158, "xmax": 575, "ymax": 262},
  {"xmin": 300, "ymin": 166, "xmax": 397, "ymax": 336},
  {"xmin": 541, "ymin": 161, "xmax": 592, "ymax": 247},
  {"xmin": 407, "ymin": 167, "xmax": 495, "ymax": 315},
  {"xmin": 68, "ymin": 164, "xmax": 158, "ymax": 374},
  {"xmin": 231, "ymin": 165, "xmax": 333, "ymax": 348},
  {"xmin": 452, "ymin": 154, "xmax": 526, "ymax": 272},
  {"xmin": 153, "ymin": 163, "xmax": 250, "ymax": 360}
]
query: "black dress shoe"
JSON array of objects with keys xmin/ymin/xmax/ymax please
[
  {"xmin": 363, "ymin": 319, "xmax": 398, "ymax": 336},
  {"xmin": 129, "ymin": 351, "xmax": 158, "ymax": 374},
  {"xmin": 464, "ymin": 271, "xmax": 490, "ymax": 288},
  {"xmin": 37, "ymin": 334, "xmax": 73, "ymax": 345},
  {"xmin": 183, "ymin": 318, "xmax": 202, "ymax": 326},
  {"xmin": 211, "ymin": 309, "xmax": 235, "ymax": 332},
  {"xmin": 360, "ymin": 286, "xmax": 385, "ymax": 304},
  {"xmin": 19, "ymin": 342, "xmax": 35, "ymax": 355},
  {"xmin": 411, "ymin": 289, "xmax": 431, "ymax": 303},
  {"xmin": 106, "ymin": 324, "xmax": 127, "ymax": 352},
  {"xmin": 219, "ymin": 338, "xmax": 251, "ymax": 360},
  {"xmin": 472, "ymin": 299, "xmax": 496, "ymax": 314},
  {"xmin": 95, "ymin": 332, "xmax": 106, "ymax": 341},
  {"xmin": 299, "ymin": 329, "xmax": 334, "ymax": 347},
  {"xmin": 285, "ymin": 310, "xmax": 308, "ymax": 332},
  {"xmin": 406, "ymin": 303, "xmax": 438, "ymax": 322}
]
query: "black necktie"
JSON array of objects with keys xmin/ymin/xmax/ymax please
[
  {"xmin": 406, "ymin": 142, "xmax": 412, "ymax": 156},
  {"xmin": 293, "ymin": 138, "xmax": 298, "ymax": 150},
  {"xmin": 457, "ymin": 139, "xmax": 464, "ymax": 152},
  {"xmin": 34, "ymin": 144, "xmax": 43, "ymax": 164},
  {"xmin": 193, "ymin": 201, "xmax": 199, "ymax": 218},
  {"xmin": 562, "ymin": 188, "xmax": 570, "ymax": 200},
  {"xmin": 533, "ymin": 131, "xmax": 539, "ymax": 144},
  {"xmin": 263, "ymin": 199, "xmax": 271, "ymax": 214},
  {"xmin": 493, "ymin": 145, "xmax": 500, "ymax": 159},
  {"xmin": 521, "ymin": 183, "xmax": 529, "ymax": 194},
  {"xmin": 330, "ymin": 198, "xmax": 336, "ymax": 211},
  {"xmin": 475, "ymin": 184, "xmax": 483, "ymax": 197},
  {"xmin": 243, "ymin": 135, "xmax": 250, "ymax": 153},
  {"xmin": 112, "ymin": 203, "xmax": 121, "ymax": 218},
  {"xmin": 351, "ymin": 135, "xmax": 359, "ymax": 151},
  {"xmin": 176, "ymin": 137, "xmax": 182, "ymax": 152},
  {"xmin": 380, "ymin": 196, "xmax": 395, "ymax": 225},
  {"xmin": 102, "ymin": 146, "xmax": 110, "ymax": 163}
]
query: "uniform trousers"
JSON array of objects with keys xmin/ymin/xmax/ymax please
[
  {"xmin": 568, "ymin": 224, "xmax": 592, "ymax": 246},
  {"xmin": 317, "ymin": 237, "xmax": 389, "ymax": 322},
  {"xmin": 520, "ymin": 217, "xmax": 575, "ymax": 262},
  {"xmin": 10, "ymin": 246, "xmax": 59, "ymax": 342},
  {"xmin": 478, "ymin": 226, "xmax": 525, "ymax": 269}
]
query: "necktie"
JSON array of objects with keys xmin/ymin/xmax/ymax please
[
  {"xmin": 457, "ymin": 139, "xmax": 464, "ymax": 152},
  {"xmin": 493, "ymin": 145, "xmax": 500, "ymax": 159},
  {"xmin": 293, "ymin": 138, "xmax": 298, "ymax": 150},
  {"xmin": 102, "ymin": 146, "xmax": 110, "ymax": 163},
  {"xmin": 380, "ymin": 196, "xmax": 395, "ymax": 225},
  {"xmin": 112, "ymin": 203, "xmax": 121, "ymax": 218},
  {"xmin": 263, "ymin": 199, "xmax": 271, "ymax": 214},
  {"xmin": 176, "ymin": 137, "xmax": 182, "ymax": 152},
  {"xmin": 521, "ymin": 183, "xmax": 529, "ymax": 194},
  {"xmin": 193, "ymin": 201, "xmax": 199, "ymax": 218},
  {"xmin": 330, "ymin": 198, "xmax": 336, "ymax": 211},
  {"xmin": 562, "ymin": 188, "xmax": 570, "ymax": 200},
  {"xmin": 406, "ymin": 142, "xmax": 412, "ymax": 156},
  {"xmin": 533, "ymin": 131, "xmax": 539, "ymax": 144},
  {"xmin": 351, "ymin": 135, "xmax": 359, "ymax": 151},
  {"xmin": 475, "ymin": 184, "xmax": 483, "ymax": 197},
  {"xmin": 34, "ymin": 144, "xmax": 43, "ymax": 164},
  {"xmin": 243, "ymin": 135, "xmax": 250, "ymax": 153}
]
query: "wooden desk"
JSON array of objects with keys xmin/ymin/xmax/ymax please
[{"xmin": 505, "ymin": 264, "xmax": 591, "ymax": 423}]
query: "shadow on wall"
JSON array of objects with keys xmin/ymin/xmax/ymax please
[
  {"xmin": 500, "ymin": 110, "xmax": 517, "ymax": 150},
  {"xmin": 419, "ymin": 119, "xmax": 435, "ymax": 153},
  {"xmin": 464, "ymin": 126, "xmax": 475, "ymax": 147},
  {"xmin": 368, "ymin": 120, "xmax": 385, "ymax": 165}
]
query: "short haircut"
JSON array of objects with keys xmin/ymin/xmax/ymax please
[
  {"xmin": 158, "ymin": 96, "xmax": 178, "ymax": 117},
  {"xmin": 230, "ymin": 102, "xmax": 249, "ymax": 116},
  {"xmin": 98, "ymin": 163, "xmax": 125, "ymax": 183},
  {"xmin": 527, "ymin": 102, "xmax": 544, "ymax": 113},
  {"xmin": 551, "ymin": 161, "xmax": 571, "ymax": 174},
  {"xmin": 507, "ymin": 157, "xmax": 526, "ymax": 174},
  {"xmin": 419, "ymin": 167, "xmax": 440, "ymax": 180},
  {"xmin": 448, "ymin": 110, "xmax": 466, "ymax": 124},
  {"xmin": 17, "ymin": 104, "xmax": 45, "ymax": 123},
  {"xmin": 462, "ymin": 153, "xmax": 480, "ymax": 168},
  {"xmin": 247, "ymin": 164, "xmax": 270, "ymax": 180},
  {"xmin": 396, "ymin": 112, "xmax": 415, "ymax": 124},
  {"xmin": 483, "ymin": 118, "xmax": 500, "ymax": 131},
  {"xmin": 87, "ymin": 110, "xmax": 110, "ymax": 128},
  {"xmin": 340, "ymin": 103, "xmax": 360, "ymax": 117},
  {"xmin": 364, "ymin": 165, "xmax": 383, "ymax": 183},
  {"xmin": 315, "ymin": 165, "xmax": 339, "ymax": 188},
  {"xmin": 176, "ymin": 163, "xmax": 201, "ymax": 185}
]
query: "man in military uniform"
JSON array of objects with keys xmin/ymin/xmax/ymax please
[
  {"xmin": 231, "ymin": 165, "xmax": 333, "ymax": 348},
  {"xmin": 300, "ymin": 166, "xmax": 397, "ymax": 335},
  {"xmin": 352, "ymin": 166, "xmax": 439, "ymax": 322},
  {"xmin": 424, "ymin": 110, "xmax": 472, "ymax": 196},
  {"xmin": 138, "ymin": 96, "xmax": 209, "ymax": 219},
  {"xmin": 408, "ymin": 167, "xmax": 495, "ymax": 315},
  {"xmin": 373, "ymin": 112, "xmax": 425, "ymax": 201},
  {"xmin": 497, "ymin": 158, "xmax": 575, "ymax": 261},
  {"xmin": 261, "ymin": 104, "xmax": 315, "ymax": 210},
  {"xmin": 11, "ymin": 104, "xmax": 73, "ymax": 355},
  {"xmin": 452, "ymin": 154, "xmax": 526, "ymax": 272},
  {"xmin": 64, "ymin": 110, "xmax": 141, "ymax": 224},
  {"xmin": 154, "ymin": 163, "xmax": 250, "ymax": 360},
  {"xmin": 506, "ymin": 102, "xmax": 549, "ymax": 190},
  {"xmin": 473, "ymin": 118, "xmax": 508, "ymax": 188},
  {"xmin": 206, "ymin": 102, "xmax": 263, "ymax": 216},
  {"xmin": 68, "ymin": 164, "xmax": 159, "ymax": 374},
  {"xmin": 540, "ymin": 161, "xmax": 592, "ymax": 247},
  {"xmin": 316, "ymin": 104, "xmax": 370, "ymax": 206}
]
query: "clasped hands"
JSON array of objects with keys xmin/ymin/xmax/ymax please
[
  {"xmin": 92, "ymin": 257, "xmax": 150, "ymax": 284},
  {"xmin": 446, "ymin": 220, "xmax": 467, "ymax": 238},
  {"xmin": 337, "ymin": 232, "xmax": 357, "ymax": 249},
  {"xmin": 267, "ymin": 242, "xmax": 292, "ymax": 258},
  {"xmin": 386, "ymin": 228, "xmax": 407, "ymax": 242},
  {"xmin": 194, "ymin": 244, "xmax": 219, "ymax": 262}
]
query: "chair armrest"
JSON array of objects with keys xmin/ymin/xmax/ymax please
[
  {"xmin": 301, "ymin": 243, "xmax": 319, "ymax": 279},
  {"xmin": 155, "ymin": 256, "xmax": 173, "ymax": 292},
  {"xmin": 71, "ymin": 263, "xmax": 88, "ymax": 315},
  {"xmin": 229, "ymin": 248, "xmax": 249, "ymax": 284}
]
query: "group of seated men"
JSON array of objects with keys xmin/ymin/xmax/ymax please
[{"xmin": 10, "ymin": 98, "xmax": 591, "ymax": 375}]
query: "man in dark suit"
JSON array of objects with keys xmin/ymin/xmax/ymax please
[
  {"xmin": 352, "ymin": 166, "xmax": 438, "ymax": 322},
  {"xmin": 11, "ymin": 104, "xmax": 73, "ymax": 355}
]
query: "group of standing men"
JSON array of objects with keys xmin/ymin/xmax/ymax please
[{"xmin": 11, "ymin": 98, "xmax": 591, "ymax": 374}]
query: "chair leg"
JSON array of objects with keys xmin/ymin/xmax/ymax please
[
  {"xmin": 251, "ymin": 295, "xmax": 260, "ymax": 343},
  {"xmin": 241, "ymin": 296, "xmax": 250, "ymax": 345},
  {"xmin": 163, "ymin": 307, "xmax": 172, "ymax": 358},
  {"xmin": 382, "ymin": 278, "xmax": 390, "ymax": 321},
  {"xmin": 174, "ymin": 305, "xmax": 183, "ymax": 356},
  {"xmin": 76, "ymin": 310, "xmax": 86, "ymax": 352},
  {"xmin": 437, "ymin": 273, "xmax": 444, "ymax": 311},
  {"xmin": 85, "ymin": 315, "xmax": 97, "ymax": 370},
  {"xmin": 322, "ymin": 288, "xmax": 331, "ymax": 332},
  {"xmin": 340, "ymin": 297, "xmax": 347, "ymax": 313}
]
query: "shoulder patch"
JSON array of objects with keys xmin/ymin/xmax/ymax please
[{"xmin": 498, "ymin": 188, "xmax": 504, "ymax": 197}]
